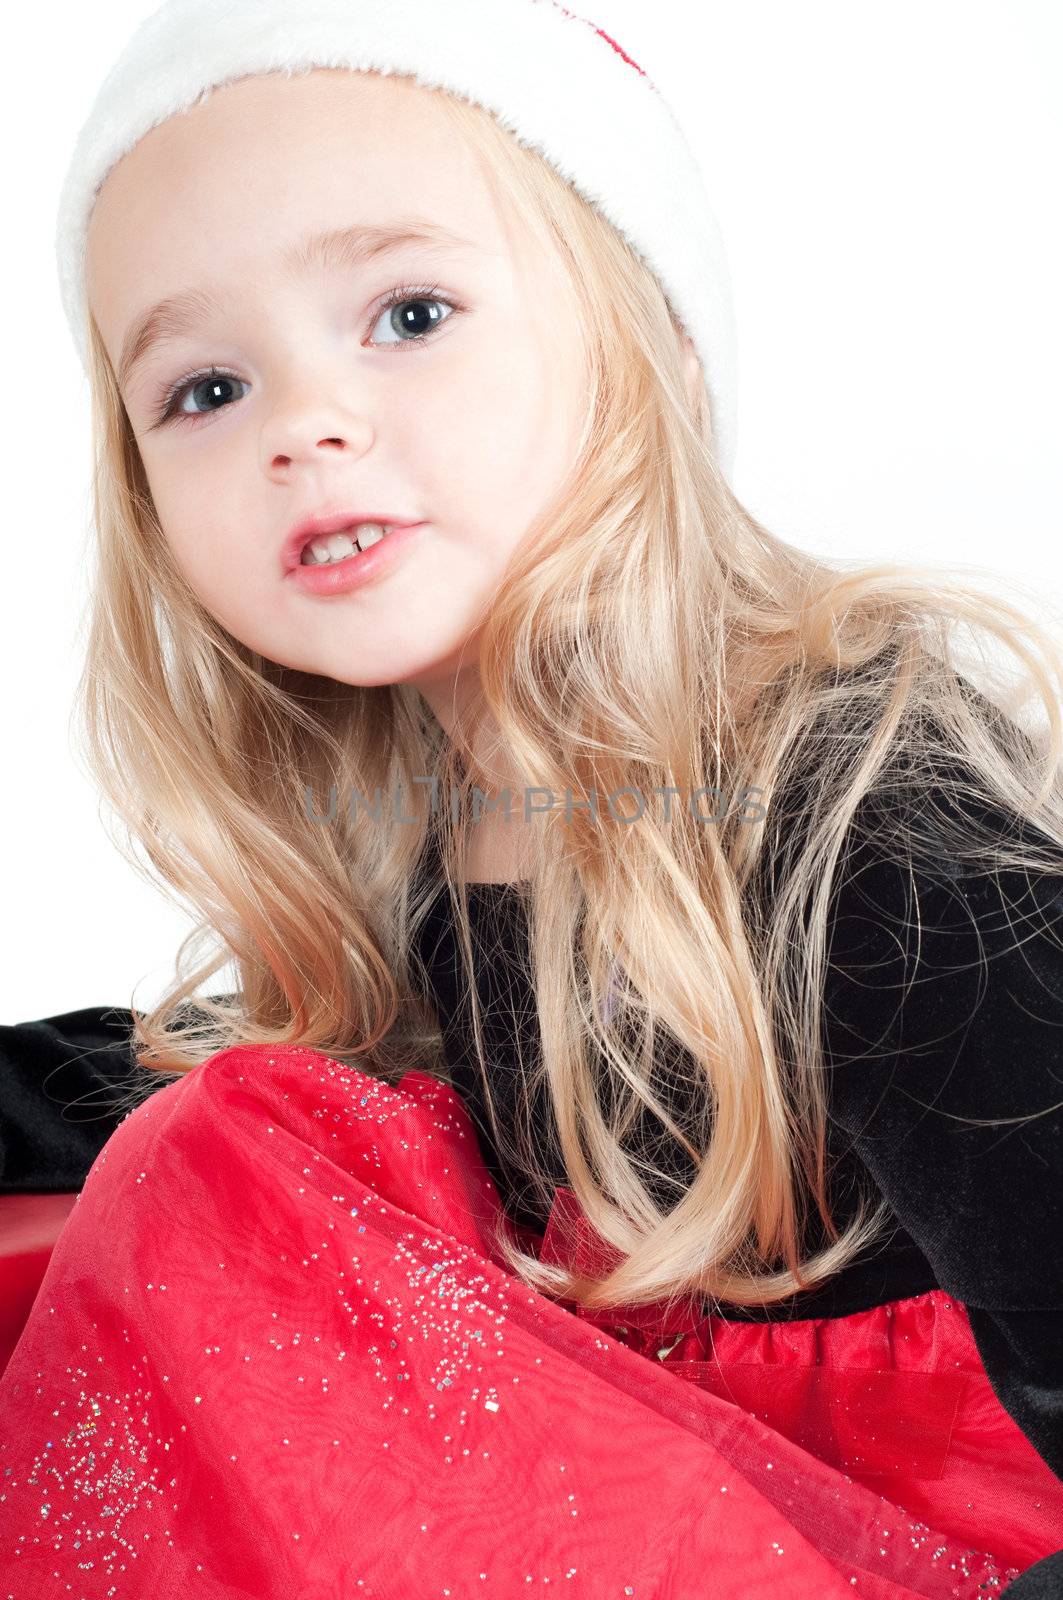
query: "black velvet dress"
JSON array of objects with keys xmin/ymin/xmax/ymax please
[{"xmin": 3, "ymin": 769, "xmax": 1063, "ymax": 1592}]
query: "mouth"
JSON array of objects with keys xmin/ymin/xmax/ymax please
[
  {"xmin": 284, "ymin": 517, "xmax": 426, "ymax": 598},
  {"xmin": 281, "ymin": 511, "xmax": 422, "ymax": 574},
  {"xmin": 299, "ymin": 522, "xmax": 397, "ymax": 568}
]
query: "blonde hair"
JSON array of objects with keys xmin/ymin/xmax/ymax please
[{"xmin": 76, "ymin": 77, "xmax": 1063, "ymax": 1315}]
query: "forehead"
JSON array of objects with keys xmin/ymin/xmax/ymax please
[{"xmin": 85, "ymin": 68, "xmax": 514, "ymax": 355}]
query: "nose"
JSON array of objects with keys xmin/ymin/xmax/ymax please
[{"xmin": 259, "ymin": 378, "xmax": 373, "ymax": 477}]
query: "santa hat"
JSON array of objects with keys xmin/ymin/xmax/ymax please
[{"xmin": 55, "ymin": 0, "xmax": 738, "ymax": 482}]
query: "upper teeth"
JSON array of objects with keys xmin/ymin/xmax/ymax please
[{"xmin": 300, "ymin": 524, "xmax": 392, "ymax": 565}]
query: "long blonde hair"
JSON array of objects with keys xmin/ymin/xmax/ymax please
[{"xmin": 75, "ymin": 77, "xmax": 1063, "ymax": 1314}]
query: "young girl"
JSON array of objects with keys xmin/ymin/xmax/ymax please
[{"xmin": 2, "ymin": 1, "xmax": 1062, "ymax": 1594}]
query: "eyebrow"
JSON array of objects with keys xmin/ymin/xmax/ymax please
[{"xmin": 117, "ymin": 220, "xmax": 475, "ymax": 392}]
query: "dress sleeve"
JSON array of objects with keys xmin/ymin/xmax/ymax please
[
  {"xmin": 821, "ymin": 826, "xmax": 1063, "ymax": 1490},
  {"xmin": 0, "ymin": 997, "xmax": 234, "ymax": 1192},
  {"xmin": 0, "ymin": 1006, "xmax": 143, "ymax": 1191}
]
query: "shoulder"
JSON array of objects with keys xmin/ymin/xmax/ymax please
[
  {"xmin": 75, "ymin": 1057, "xmax": 202, "ymax": 1203},
  {"xmin": 79, "ymin": 1042, "xmax": 468, "ymax": 1208},
  {"xmin": 73, "ymin": 1044, "xmax": 286, "ymax": 1201}
]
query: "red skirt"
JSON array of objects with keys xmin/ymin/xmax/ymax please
[{"xmin": 0, "ymin": 1043, "xmax": 1059, "ymax": 1598}]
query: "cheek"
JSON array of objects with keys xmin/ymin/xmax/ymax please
[
  {"xmin": 413, "ymin": 333, "xmax": 561, "ymax": 530},
  {"xmin": 143, "ymin": 452, "xmax": 257, "ymax": 609}
]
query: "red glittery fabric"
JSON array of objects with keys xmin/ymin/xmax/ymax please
[{"xmin": 0, "ymin": 1044, "xmax": 1059, "ymax": 1597}]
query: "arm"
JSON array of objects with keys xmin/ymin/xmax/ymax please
[
  {"xmin": 822, "ymin": 829, "xmax": 1063, "ymax": 1594},
  {"xmin": 824, "ymin": 834, "xmax": 1063, "ymax": 1465}
]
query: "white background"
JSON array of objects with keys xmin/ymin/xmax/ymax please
[{"xmin": 2, "ymin": 0, "xmax": 1060, "ymax": 1017}]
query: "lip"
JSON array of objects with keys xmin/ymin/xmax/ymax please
[
  {"xmin": 281, "ymin": 510, "xmax": 423, "ymax": 574},
  {"xmin": 285, "ymin": 519, "xmax": 426, "ymax": 598}
]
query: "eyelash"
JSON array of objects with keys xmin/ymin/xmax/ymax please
[{"xmin": 150, "ymin": 281, "xmax": 460, "ymax": 429}]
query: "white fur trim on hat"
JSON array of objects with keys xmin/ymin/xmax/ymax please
[{"xmin": 55, "ymin": 0, "xmax": 738, "ymax": 481}]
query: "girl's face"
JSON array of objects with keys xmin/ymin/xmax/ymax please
[{"xmin": 85, "ymin": 68, "xmax": 589, "ymax": 702}]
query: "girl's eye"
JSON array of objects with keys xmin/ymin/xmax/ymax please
[
  {"xmin": 152, "ymin": 369, "xmax": 249, "ymax": 429},
  {"xmin": 367, "ymin": 283, "xmax": 459, "ymax": 350},
  {"xmin": 149, "ymin": 283, "xmax": 461, "ymax": 430}
]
